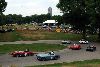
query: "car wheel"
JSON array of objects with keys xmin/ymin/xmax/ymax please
[
  {"xmin": 79, "ymin": 48, "xmax": 81, "ymax": 50},
  {"xmin": 54, "ymin": 56, "xmax": 60, "ymax": 60},
  {"xmin": 91, "ymin": 50, "xmax": 94, "ymax": 52},
  {"xmin": 37, "ymin": 57, "xmax": 42, "ymax": 61},
  {"xmin": 30, "ymin": 53, "xmax": 34, "ymax": 56},
  {"xmin": 54, "ymin": 56, "xmax": 58, "ymax": 60},
  {"xmin": 71, "ymin": 48, "xmax": 74, "ymax": 50},
  {"xmin": 94, "ymin": 47, "xmax": 96, "ymax": 51},
  {"xmin": 16, "ymin": 54, "xmax": 20, "ymax": 57},
  {"xmin": 41, "ymin": 57, "xmax": 46, "ymax": 61}
]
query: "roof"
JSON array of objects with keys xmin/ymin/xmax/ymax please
[{"xmin": 43, "ymin": 20, "xmax": 58, "ymax": 24}]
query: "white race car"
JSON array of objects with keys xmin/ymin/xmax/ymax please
[
  {"xmin": 61, "ymin": 40, "xmax": 71, "ymax": 44},
  {"xmin": 79, "ymin": 39, "xmax": 89, "ymax": 44}
]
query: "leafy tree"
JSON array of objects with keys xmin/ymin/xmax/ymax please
[
  {"xmin": 52, "ymin": 15, "xmax": 63, "ymax": 25},
  {"xmin": 95, "ymin": 13, "xmax": 100, "ymax": 39},
  {"xmin": 57, "ymin": 0, "xmax": 90, "ymax": 39},
  {"xmin": 0, "ymin": 0, "xmax": 7, "ymax": 14},
  {"xmin": 5, "ymin": 14, "xmax": 23, "ymax": 24},
  {"xmin": 0, "ymin": 0, "xmax": 7, "ymax": 26},
  {"xmin": 86, "ymin": 0, "xmax": 100, "ymax": 39},
  {"xmin": 30, "ymin": 14, "xmax": 51, "ymax": 23},
  {"xmin": 93, "ymin": 0, "xmax": 100, "ymax": 39}
]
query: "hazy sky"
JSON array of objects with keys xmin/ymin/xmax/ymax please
[{"xmin": 4, "ymin": 0, "xmax": 63, "ymax": 16}]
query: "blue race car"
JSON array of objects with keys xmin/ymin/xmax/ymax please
[{"xmin": 36, "ymin": 51, "xmax": 60, "ymax": 61}]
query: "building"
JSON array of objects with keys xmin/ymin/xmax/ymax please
[
  {"xmin": 43, "ymin": 20, "xmax": 58, "ymax": 24},
  {"xmin": 48, "ymin": 7, "xmax": 52, "ymax": 16}
]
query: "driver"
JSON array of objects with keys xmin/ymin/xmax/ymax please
[{"xmin": 50, "ymin": 51, "xmax": 54, "ymax": 54}]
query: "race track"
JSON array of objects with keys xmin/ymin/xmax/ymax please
[{"xmin": 0, "ymin": 40, "xmax": 100, "ymax": 67}]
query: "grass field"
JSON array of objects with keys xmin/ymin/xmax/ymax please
[
  {"xmin": 27, "ymin": 59, "xmax": 100, "ymax": 67},
  {"xmin": 0, "ymin": 43, "xmax": 66, "ymax": 54},
  {"xmin": 0, "ymin": 32, "xmax": 18, "ymax": 42},
  {"xmin": 0, "ymin": 30, "xmax": 98, "ymax": 42}
]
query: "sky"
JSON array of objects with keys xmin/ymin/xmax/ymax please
[{"xmin": 4, "ymin": 0, "xmax": 63, "ymax": 17}]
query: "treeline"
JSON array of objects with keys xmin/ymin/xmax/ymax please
[{"xmin": 0, "ymin": 14, "xmax": 62, "ymax": 25}]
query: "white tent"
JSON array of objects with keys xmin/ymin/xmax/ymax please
[{"xmin": 43, "ymin": 20, "xmax": 58, "ymax": 24}]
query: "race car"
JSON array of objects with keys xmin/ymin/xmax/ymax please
[
  {"xmin": 36, "ymin": 51, "xmax": 60, "ymax": 61},
  {"xmin": 86, "ymin": 45, "xmax": 96, "ymax": 52},
  {"xmin": 68, "ymin": 44, "xmax": 81, "ymax": 50},
  {"xmin": 10, "ymin": 50, "xmax": 37, "ymax": 57},
  {"xmin": 61, "ymin": 40, "xmax": 71, "ymax": 44},
  {"xmin": 79, "ymin": 39, "xmax": 89, "ymax": 44}
]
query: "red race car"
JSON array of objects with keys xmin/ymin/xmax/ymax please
[
  {"xmin": 68, "ymin": 44, "xmax": 81, "ymax": 50},
  {"xmin": 10, "ymin": 50, "xmax": 37, "ymax": 57}
]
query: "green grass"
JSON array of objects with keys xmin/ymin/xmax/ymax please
[
  {"xmin": 0, "ymin": 31, "xmax": 33, "ymax": 41},
  {"xmin": 0, "ymin": 31, "xmax": 20, "ymax": 42},
  {"xmin": 0, "ymin": 30, "xmax": 98, "ymax": 42},
  {"xmin": 0, "ymin": 43, "xmax": 66, "ymax": 54},
  {"xmin": 18, "ymin": 31, "xmax": 99, "ymax": 42},
  {"xmin": 41, "ymin": 32, "xmax": 82, "ymax": 40},
  {"xmin": 87, "ymin": 35, "xmax": 98, "ymax": 42},
  {"xmin": 27, "ymin": 59, "xmax": 100, "ymax": 67},
  {"xmin": 16, "ymin": 30, "xmax": 83, "ymax": 41}
]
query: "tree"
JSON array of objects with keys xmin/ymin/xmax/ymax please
[
  {"xmin": 95, "ymin": 13, "xmax": 100, "ymax": 39},
  {"xmin": 0, "ymin": 0, "xmax": 7, "ymax": 26},
  {"xmin": 30, "ymin": 14, "xmax": 51, "ymax": 23},
  {"xmin": 57, "ymin": 0, "xmax": 90, "ymax": 39},
  {"xmin": 0, "ymin": 0, "xmax": 7, "ymax": 14},
  {"xmin": 51, "ymin": 15, "xmax": 63, "ymax": 25},
  {"xmin": 86, "ymin": 0, "xmax": 100, "ymax": 40},
  {"xmin": 5, "ymin": 14, "xmax": 23, "ymax": 24},
  {"xmin": 93, "ymin": 0, "xmax": 100, "ymax": 39}
]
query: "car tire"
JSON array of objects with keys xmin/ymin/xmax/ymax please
[
  {"xmin": 94, "ymin": 47, "xmax": 96, "ymax": 51},
  {"xmin": 37, "ymin": 57, "xmax": 42, "ymax": 61},
  {"xmin": 16, "ymin": 54, "xmax": 20, "ymax": 57},
  {"xmin": 54, "ymin": 56, "xmax": 60, "ymax": 60},
  {"xmin": 30, "ymin": 53, "xmax": 34, "ymax": 56},
  {"xmin": 41, "ymin": 57, "xmax": 46, "ymax": 61},
  {"xmin": 79, "ymin": 48, "xmax": 81, "ymax": 50},
  {"xmin": 91, "ymin": 50, "xmax": 94, "ymax": 52}
]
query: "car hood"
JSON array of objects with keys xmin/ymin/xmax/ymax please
[{"xmin": 37, "ymin": 53, "xmax": 49, "ymax": 57}]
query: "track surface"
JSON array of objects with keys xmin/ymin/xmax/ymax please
[{"xmin": 0, "ymin": 40, "xmax": 100, "ymax": 67}]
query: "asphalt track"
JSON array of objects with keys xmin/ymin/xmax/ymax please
[{"xmin": 0, "ymin": 40, "xmax": 100, "ymax": 67}]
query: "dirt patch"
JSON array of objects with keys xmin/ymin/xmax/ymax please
[
  {"xmin": 17, "ymin": 30, "xmax": 53, "ymax": 40},
  {"xmin": 21, "ymin": 32, "xmax": 46, "ymax": 40}
]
